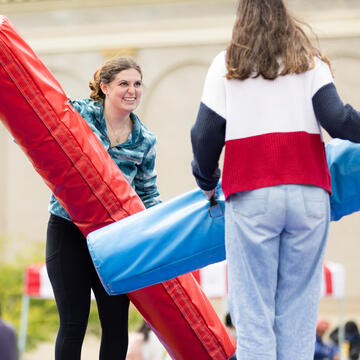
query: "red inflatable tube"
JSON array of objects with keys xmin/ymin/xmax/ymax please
[{"xmin": 0, "ymin": 16, "xmax": 236, "ymax": 359}]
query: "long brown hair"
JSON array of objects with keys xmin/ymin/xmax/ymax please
[
  {"xmin": 89, "ymin": 56, "xmax": 142, "ymax": 102},
  {"xmin": 226, "ymin": 0, "xmax": 332, "ymax": 80}
]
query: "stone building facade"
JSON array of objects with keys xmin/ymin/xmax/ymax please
[{"xmin": 1, "ymin": 0, "xmax": 360, "ymax": 319}]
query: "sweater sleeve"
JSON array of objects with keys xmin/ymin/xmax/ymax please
[
  {"xmin": 313, "ymin": 83, "xmax": 360, "ymax": 142},
  {"xmin": 191, "ymin": 52, "xmax": 226, "ymax": 191},
  {"xmin": 311, "ymin": 60, "xmax": 360, "ymax": 142}
]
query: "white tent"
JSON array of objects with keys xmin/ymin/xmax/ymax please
[
  {"xmin": 196, "ymin": 260, "xmax": 345, "ymax": 299},
  {"xmin": 18, "ymin": 263, "xmax": 94, "ymax": 358},
  {"xmin": 19, "ymin": 261, "xmax": 346, "ymax": 358}
]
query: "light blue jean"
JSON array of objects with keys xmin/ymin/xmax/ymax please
[{"xmin": 225, "ymin": 185, "xmax": 330, "ymax": 360}]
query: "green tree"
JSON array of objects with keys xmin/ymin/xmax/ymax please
[{"xmin": 0, "ymin": 236, "xmax": 143, "ymax": 352}]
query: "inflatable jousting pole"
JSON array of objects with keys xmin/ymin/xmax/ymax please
[{"xmin": 0, "ymin": 16, "xmax": 236, "ymax": 359}]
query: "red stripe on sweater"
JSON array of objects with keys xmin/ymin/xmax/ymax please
[{"xmin": 222, "ymin": 131, "xmax": 331, "ymax": 199}]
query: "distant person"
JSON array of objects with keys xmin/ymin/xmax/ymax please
[
  {"xmin": 0, "ymin": 309, "xmax": 17, "ymax": 360},
  {"xmin": 125, "ymin": 331, "xmax": 143, "ymax": 360},
  {"xmin": 225, "ymin": 312, "xmax": 236, "ymax": 338},
  {"xmin": 225, "ymin": 313, "xmax": 236, "ymax": 359},
  {"xmin": 314, "ymin": 319, "xmax": 339, "ymax": 360},
  {"xmin": 331, "ymin": 321, "xmax": 360, "ymax": 360},
  {"xmin": 126, "ymin": 321, "xmax": 168, "ymax": 360},
  {"xmin": 345, "ymin": 321, "xmax": 360, "ymax": 360},
  {"xmin": 139, "ymin": 321, "xmax": 167, "ymax": 360}
]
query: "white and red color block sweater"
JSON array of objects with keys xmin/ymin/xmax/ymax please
[{"xmin": 191, "ymin": 51, "xmax": 360, "ymax": 199}]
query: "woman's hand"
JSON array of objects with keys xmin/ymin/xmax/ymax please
[{"xmin": 202, "ymin": 188, "xmax": 217, "ymax": 200}]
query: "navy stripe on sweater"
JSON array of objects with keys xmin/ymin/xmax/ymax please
[
  {"xmin": 191, "ymin": 102, "xmax": 226, "ymax": 190},
  {"xmin": 313, "ymin": 83, "xmax": 360, "ymax": 142}
]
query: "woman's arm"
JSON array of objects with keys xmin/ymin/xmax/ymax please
[
  {"xmin": 191, "ymin": 103, "xmax": 225, "ymax": 191},
  {"xmin": 311, "ymin": 60, "xmax": 360, "ymax": 143},
  {"xmin": 133, "ymin": 141, "xmax": 161, "ymax": 209},
  {"xmin": 313, "ymin": 83, "xmax": 360, "ymax": 142},
  {"xmin": 191, "ymin": 52, "xmax": 227, "ymax": 191}
]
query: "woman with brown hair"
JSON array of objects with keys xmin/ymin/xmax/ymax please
[
  {"xmin": 46, "ymin": 56, "xmax": 160, "ymax": 360},
  {"xmin": 191, "ymin": 0, "xmax": 360, "ymax": 358}
]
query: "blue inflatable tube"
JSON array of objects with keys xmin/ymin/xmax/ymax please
[
  {"xmin": 87, "ymin": 185, "xmax": 225, "ymax": 294},
  {"xmin": 326, "ymin": 139, "xmax": 360, "ymax": 221},
  {"xmin": 88, "ymin": 139, "xmax": 360, "ymax": 294}
]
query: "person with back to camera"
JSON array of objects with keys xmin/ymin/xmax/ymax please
[
  {"xmin": 190, "ymin": 0, "xmax": 360, "ymax": 359},
  {"xmin": 46, "ymin": 56, "xmax": 160, "ymax": 360}
]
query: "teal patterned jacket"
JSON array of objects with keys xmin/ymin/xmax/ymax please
[{"xmin": 49, "ymin": 98, "xmax": 161, "ymax": 221}]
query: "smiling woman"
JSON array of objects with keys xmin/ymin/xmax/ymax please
[
  {"xmin": 46, "ymin": 56, "xmax": 161, "ymax": 360},
  {"xmin": 103, "ymin": 73, "xmax": 142, "ymax": 145},
  {"xmin": 88, "ymin": 57, "xmax": 144, "ymax": 147}
]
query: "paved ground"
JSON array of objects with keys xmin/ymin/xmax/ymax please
[{"xmin": 23, "ymin": 335, "xmax": 100, "ymax": 360}]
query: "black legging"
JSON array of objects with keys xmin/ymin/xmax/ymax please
[{"xmin": 46, "ymin": 214, "xmax": 130, "ymax": 360}]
